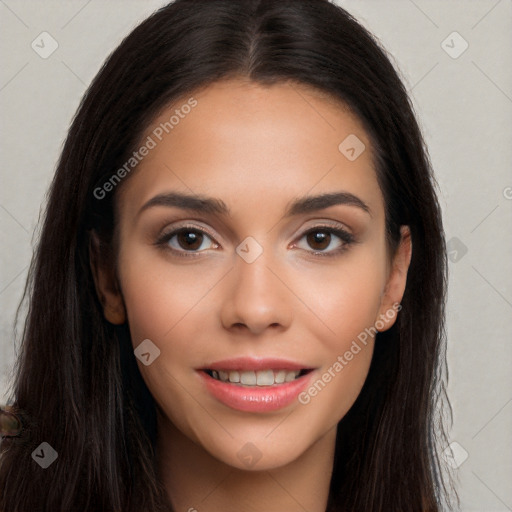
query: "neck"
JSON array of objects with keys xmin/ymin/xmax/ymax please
[{"xmin": 156, "ymin": 412, "xmax": 336, "ymax": 512}]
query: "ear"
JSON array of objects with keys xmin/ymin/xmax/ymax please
[
  {"xmin": 375, "ymin": 226, "xmax": 412, "ymax": 332},
  {"xmin": 89, "ymin": 231, "xmax": 126, "ymax": 325}
]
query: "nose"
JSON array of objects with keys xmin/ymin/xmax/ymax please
[{"xmin": 220, "ymin": 252, "xmax": 293, "ymax": 335}]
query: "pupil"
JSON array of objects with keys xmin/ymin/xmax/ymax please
[
  {"xmin": 178, "ymin": 230, "xmax": 202, "ymax": 250},
  {"xmin": 307, "ymin": 231, "xmax": 330, "ymax": 250}
]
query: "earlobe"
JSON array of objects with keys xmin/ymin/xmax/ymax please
[
  {"xmin": 89, "ymin": 231, "xmax": 127, "ymax": 325},
  {"xmin": 376, "ymin": 226, "xmax": 412, "ymax": 332}
]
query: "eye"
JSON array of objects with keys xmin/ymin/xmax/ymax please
[
  {"xmin": 157, "ymin": 226, "xmax": 219, "ymax": 255},
  {"xmin": 294, "ymin": 226, "xmax": 354, "ymax": 255}
]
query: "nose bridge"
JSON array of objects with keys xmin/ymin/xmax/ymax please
[
  {"xmin": 236, "ymin": 250, "xmax": 275, "ymax": 299},
  {"xmin": 220, "ymin": 246, "xmax": 293, "ymax": 334}
]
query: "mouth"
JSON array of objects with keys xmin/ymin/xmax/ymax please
[
  {"xmin": 203, "ymin": 368, "xmax": 312, "ymax": 386},
  {"xmin": 197, "ymin": 358, "xmax": 316, "ymax": 412}
]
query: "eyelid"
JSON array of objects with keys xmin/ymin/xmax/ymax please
[
  {"xmin": 292, "ymin": 219, "xmax": 354, "ymax": 242},
  {"xmin": 298, "ymin": 218, "xmax": 352, "ymax": 233},
  {"xmin": 155, "ymin": 222, "xmax": 221, "ymax": 253},
  {"xmin": 289, "ymin": 221, "xmax": 355, "ymax": 256}
]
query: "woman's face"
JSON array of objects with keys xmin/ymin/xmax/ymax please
[{"xmin": 96, "ymin": 78, "xmax": 410, "ymax": 470}]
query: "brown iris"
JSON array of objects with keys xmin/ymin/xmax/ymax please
[
  {"xmin": 177, "ymin": 230, "xmax": 203, "ymax": 250},
  {"xmin": 306, "ymin": 230, "xmax": 331, "ymax": 251}
]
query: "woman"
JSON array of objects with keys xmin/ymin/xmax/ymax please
[{"xmin": 0, "ymin": 0, "xmax": 457, "ymax": 510}]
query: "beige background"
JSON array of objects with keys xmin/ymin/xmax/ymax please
[{"xmin": 1, "ymin": 1, "xmax": 511, "ymax": 510}]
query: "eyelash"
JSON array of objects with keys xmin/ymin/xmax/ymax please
[
  {"xmin": 296, "ymin": 226, "xmax": 355, "ymax": 257},
  {"xmin": 154, "ymin": 224, "xmax": 219, "ymax": 258},
  {"xmin": 154, "ymin": 223, "xmax": 355, "ymax": 258}
]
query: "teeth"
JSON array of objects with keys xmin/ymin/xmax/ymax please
[
  {"xmin": 275, "ymin": 370, "xmax": 286, "ymax": 384},
  {"xmin": 284, "ymin": 371, "xmax": 296, "ymax": 382},
  {"xmin": 210, "ymin": 369, "xmax": 301, "ymax": 386},
  {"xmin": 240, "ymin": 371, "xmax": 257, "ymax": 385},
  {"xmin": 229, "ymin": 370, "xmax": 240, "ymax": 383},
  {"xmin": 256, "ymin": 370, "xmax": 274, "ymax": 386}
]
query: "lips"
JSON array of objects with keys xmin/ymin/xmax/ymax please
[{"xmin": 197, "ymin": 357, "xmax": 315, "ymax": 412}]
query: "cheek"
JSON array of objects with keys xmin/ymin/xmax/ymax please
[
  {"xmin": 291, "ymin": 247, "xmax": 388, "ymax": 350},
  {"xmin": 118, "ymin": 249, "xmax": 225, "ymax": 345},
  {"xmin": 117, "ymin": 252, "xmax": 219, "ymax": 427},
  {"xmin": 117, "ymin": 249, "xmax": 227, "ymax": 419},
  {"xmin": 289, "ymin": 248, "xmax": 387, "ymax": 422},
  {"xmin": 296, "ymin": 340, "xmax": 374, "ymax": 443}
]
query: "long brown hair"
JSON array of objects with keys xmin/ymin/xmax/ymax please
[{"xmin": 1, "ymin": 1, "xmax": 457, "ymax": 510}]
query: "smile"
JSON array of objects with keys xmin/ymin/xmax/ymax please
[
  {"xmin": 198, "ymin": 358, "xmax": 316, "ymax": 412},
  {"xmin": 205, "ymin": 369, "xmax": 309, "ymax": 386}
]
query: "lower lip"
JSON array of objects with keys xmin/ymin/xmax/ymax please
[{"xmin": 199, "ymin": 371, "xmax": 313, "ymax": 413}]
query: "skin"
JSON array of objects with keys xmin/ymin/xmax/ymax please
[{"xmin": 92, "ymin": 78, "xmax": 411, "ymax": 511}]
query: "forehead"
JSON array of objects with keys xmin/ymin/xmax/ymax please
[{"xmin": 117, "ymin": 78, "xmax": 384, "ymax": 222}]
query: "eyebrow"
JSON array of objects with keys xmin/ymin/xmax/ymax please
[
  {"xmin": 284, "ymin": 192, "xmax": 371, "ymax": 217},
  {"xmin": 138, "ymin": 192, "xmax": 229, "ymax": 217},
  {"xmin": 137, "ymin": 191, "xmax": 371, "ymax": 218}
]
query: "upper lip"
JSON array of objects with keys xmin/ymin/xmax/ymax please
[{"xmin": 198, "ymin": 357, "xmax": 313, "ymax": 372}]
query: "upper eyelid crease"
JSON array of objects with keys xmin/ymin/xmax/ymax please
[
  {"xmin": 155, "ymin": 223, "xmax": 217, "ymax": 244},
  {"xmin": 137, "ymin": 191, "xmax": 371, "ymax": 219}
]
